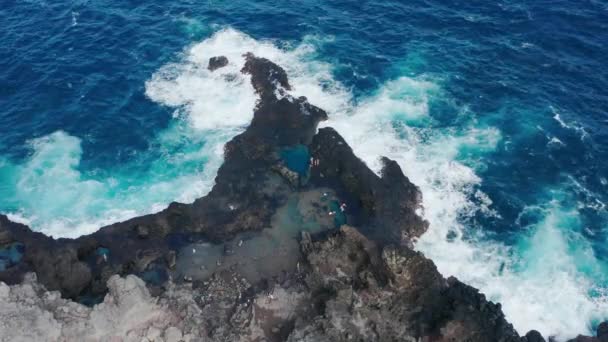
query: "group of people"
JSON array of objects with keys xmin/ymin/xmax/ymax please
[{"xmin": 328, "ymin": 202, "xmax": 347, "ymax": 216}]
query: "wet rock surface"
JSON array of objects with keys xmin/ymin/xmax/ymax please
[
  {"xmin": 208, "ymin": 55, "xmax": 229, "ymax": 71},
  {"xmin": 0, "ymin": 54, "xmax": 602, "ymax": 341},
  {"xmin": 309, "ymin": 129, "xmax": 428, "ymax": 245},
  {"xmin": 565, "ymin": 321, "xmax": 608, "ymax": 342}
]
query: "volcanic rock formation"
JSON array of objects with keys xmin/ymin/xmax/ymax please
[{"xmin": 0, "ymin": 54, "xmax": 604, "ymax": 342}]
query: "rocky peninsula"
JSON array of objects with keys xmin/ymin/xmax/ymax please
[{"xmin": 0, "ymin": 54, "xmax": 605, "ymax": 342}]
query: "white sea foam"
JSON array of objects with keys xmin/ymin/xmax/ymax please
[
  {"xmin": 1, "ymin": 132, "xmax": 134, "ymax": 237},
  {"xmin": 145, "ymin": 28, "xmax": 350, "ymax": 130},
  {"xmin": 0, "ymin": 129, "xmax": 219, "ymax": 238},
  {"xmin": 2, "ymin": 27, "xmax": 607, "ymax": 339},
  {"xmin": 548, "ymin": 136, "xmax": 566, "ymax": 147},
  {"xmin": 167, "ymin": 29, "xmax": 608, "ymax": 339}
]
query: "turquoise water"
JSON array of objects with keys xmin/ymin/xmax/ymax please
[
  {"xmin": 2, "ymin": 1, "xmax": 608, "ymax": 339},
  {"xmin": 280, "ymin": 145, "xmax": 310, "ymax": 176}
]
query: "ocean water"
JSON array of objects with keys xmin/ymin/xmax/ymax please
[{"xmin": 1, "ymin": 0, "xmax": 608, "ymax": 339}]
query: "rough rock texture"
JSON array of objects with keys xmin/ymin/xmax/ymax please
[
  {"xmin": 291, "ymin": 226, "xmax": 521, "ymax": 342},
  {"xmin": 566, "ymin": 322, "xmax": 608, "ymax": 342},
  {"xmin": 4, "ymin": 226, "xmax": 594, "ymax": 342},
  {"xmin": 207, "ymin": 55, "xmax": 229, "ymax": 71},
  {"xmin": 0, "ymin": 227, "xmax": 509, "ymax": 342},
  {"xmin": 0, "ymin": 273, "xmax": 175, "ymax": 341},
  {"xmin": 310, "ymin": 129, "xmax": 428, "ymax": 245},
  {"xmin": 0, "ymin": 53, "xmax": 425, "ymax": 301},
  {"xmin": 0, "ymin": 54, "xmax": 603, "ymax": 341}
]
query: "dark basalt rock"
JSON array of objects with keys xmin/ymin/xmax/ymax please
[
  {"xmin": 0, "ymin": 230, "xmax": 13, "ymax": 245},
  {"xmin": 309, "ymin": 128, "xmax": 428, "ymax": 245},
  {"xmin": 207, "ymin": 55, "xmax": 229, "ymax": 71},
  {"xmin": 289, "ymin": 226, "xmax": 521, "ymax": 342},
  {"xmin": 242, "ymin": 52, "xmax": 291, "ymax": 98},
  {"xmin": 0, "ymin": 53, "xmax": 418, "ymax": 300},
  {"xmin": 0, "ymin": 53, "xmax": 601, "ymax": 341},
  {"xmin": 566, "ymin": 321, "xmax": 608, "ymax": 342},
  {"xmin": 525, "ymin": 330, "xmax": 546, "ymax": 342},
  {"xmin": 0, "ymin": 217, "xmax": 90, "ymax": 298}
]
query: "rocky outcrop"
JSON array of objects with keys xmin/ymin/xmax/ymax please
[
  {"xmin": 310, "ymin": 129, "xmax": 427, "ymax": 245},
  {"xmin": 207, "ymin": 55, "xmax": 229, "ymax": 71},
  {"xmin": 0, "ymin": 54, "xmax": 603, "ymax": 341},
  {"xmin": 0, "ymin": 53, "xmax": 425, "ymax": 301},
  {"xmin": 290, "ymin": 226, "xmax": 521, "ymax": 342},
  {"xmin": 0, "ymin": 273, "xmax": 175, "ymax": 341},
  {"xmin": 0, "ymin": 226, "xmax": 522, "ymax": 342},
  {"xmin": 566, "ymin": 322, "xmax": 608, "ymax": 342}
]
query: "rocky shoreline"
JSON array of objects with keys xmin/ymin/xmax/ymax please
[{"xmin": 0, "ymin": 54, "xmax": 605, "ymax": 341}]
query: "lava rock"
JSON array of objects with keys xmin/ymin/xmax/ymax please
[
  {"xmin": 0, "ymin": 54, "xmax": 330, "ymax": 297},
  {"xmin": 599, "ymin": 322, "xmax": 608, "ymax": 342},
  {"xmin": 524, "ymin": 330, "xmax": 546, "ymax": 342},
  {"xmin": 208, "ymin": 56, "xmax": 229, "ymax": 71},
  {"xmin": 242, "ymin": 52, "xmax": 291, "ymax": 97},
  {"xmin": 135, "ymin": 224, "xmax": 149, "ymax": 239},
  {"xmin": 165, "ymin": 251, "xmax": 176, "ymax": 269}
]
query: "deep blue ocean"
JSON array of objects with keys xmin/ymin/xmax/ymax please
[{"xmin": 1, "ymin": 0, "xmax": 607, "ymax": 339}]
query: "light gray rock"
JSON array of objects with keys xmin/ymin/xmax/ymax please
[
  {"xmin": 0, "ymin": 270, "xmax": 304, "ymax": 342},
  {"xmin": 0, "ymin": 274, "xmax": 179, "ymax": 342}
]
